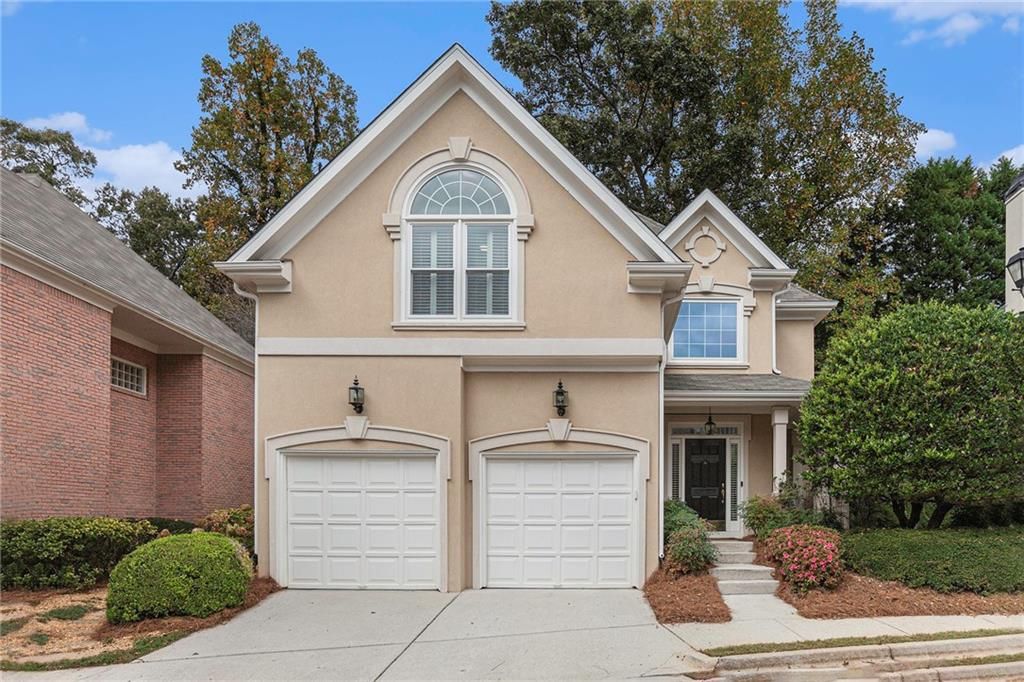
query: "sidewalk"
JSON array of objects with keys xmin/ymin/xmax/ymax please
[{"xmin": 666, "ymin": 591, "xmax": 1023, "ymax": 651}]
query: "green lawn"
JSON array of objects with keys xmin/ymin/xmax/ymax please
[
  {"xmin": 842, "ymin": 526, "xmax": 1024, "ymax": 594},
  {"xmin": 704, "ymin": 628, "xmax": 1023, "ymax": 657}
]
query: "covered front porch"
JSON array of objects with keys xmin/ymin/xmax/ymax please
[{"xmin": 663, "ymin": 373, "xmax": 810, "ymax": 537}]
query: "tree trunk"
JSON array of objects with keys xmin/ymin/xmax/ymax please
[
  {"xmin": 891, "ymin": 498, "xmax": 909, "ymax": 528},
  {"xmin": 927, "ymin": 502, "xmax": 954, "ymax": 529},
  {"xmin": 907, "ymin": 502, "xmax": 924, "ymax": 529}
]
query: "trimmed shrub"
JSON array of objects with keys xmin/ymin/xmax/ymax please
[
  {"xmin": 136, "ymin": 517, "xmax": 197, "ymax": 535},
  {"xmin": 764, "ymin": 525, "xmax": 843, "ymax": 592},
  {"xmin": 106, "ymin": 532, "xmax": 253, "ymax": 623},
  {"xmin": 842, "ymin": 527, "xmax": 1024, "ymax": 594},
  {"xmin": 198, "ymin": 505, "xmax": 254, "ymax": 555},
  {"xmin": 740, "ymin": 496, "xmax": 824, "ymax": 541},
  {"xmin": 0, "ymin": 517, "xmax": 157, "ymax": 590},
  {"xmin": 663, "ymin": 499, "xmax": 701, "ymax": 543},
  {"xmin": 662, "ymin": 501, "xmax": 717, "ymax": 576},
  {"xmin": 799, "ymin": 303, "xmax": 1024, "ymax": 529}
]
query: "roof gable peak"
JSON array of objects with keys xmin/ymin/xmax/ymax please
[
  {"xmin": 660, "ymin": 189, "xmax": 788, "ymax": 270},
  {"xmin": 227, "ymin": 45, "xmax": 680, "ymax": 265}
]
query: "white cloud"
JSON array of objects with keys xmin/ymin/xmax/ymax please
[
  {"xmin": 24, "ymin": 111, "xmax": 112, "ymax": 143},
  {"xmin": 846, "ymin": 0, "xmax": 1023, "ymax": 46},
  {"xmin": 988, "ymin": 143, "xmax": 1024, "ymax": 168},
  {"xmin": 914, "ymin": 128, "xmax": 957, "ymax": 160},
  {"xmin": 86, "ymin": 142, "xmax": 199, "ymax": 199},
  {"xmin": 22, "ymin": 112, "xmax": 197, "ymax": 199}
]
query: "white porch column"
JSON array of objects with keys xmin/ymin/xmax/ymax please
[{"xmin": 771, "ymin": 406, "xmax": 789, "ymax": 493}]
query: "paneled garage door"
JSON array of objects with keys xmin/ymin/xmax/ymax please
[
  {"xmin": 285, "ymin": 454, "xmax": 440, "ymax": 589},
  {"xmin": 484, "ymin": 457, "xmax": 636, "ymax": 588}
]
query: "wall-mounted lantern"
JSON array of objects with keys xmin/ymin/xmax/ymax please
[
  {"xmin": 348, "ymin": 376, "xmax": 365, "ymax": 414},
  {"xmin": 553, "ymin": 380, "xmax": 569, "ymax": 417},
  {"xmin": 1008, "ymin": 247, "xmax": 1024, "ymax": 297},
  {"xmin": 703, "ymin": 411, "xmax": 716, "ymax": 435}
]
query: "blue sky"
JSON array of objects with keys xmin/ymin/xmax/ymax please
[{"xmin": 2, "ymin": 1, "xmax": 1022, "ymax": 199}]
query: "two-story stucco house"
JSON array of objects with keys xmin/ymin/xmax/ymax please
[{"xmin": 218, "ymin": 46, "xmax": 836, "ymax": 592}]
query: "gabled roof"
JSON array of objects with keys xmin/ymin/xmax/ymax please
[
  {"xmin": 659, "ymin": 189, "xmax": 789, "ymax": 269},
  {"xmin": 0, "ymin": 169, "xmax": 253, "ymax": 364},
  {"xmin": 228, "ymin": 44, "xmax": 681, "ymax": 265}
]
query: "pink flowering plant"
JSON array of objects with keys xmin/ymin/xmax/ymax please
[{"xmin": 764, "ymin": 524, "xmax": 843, "ymax": 593}]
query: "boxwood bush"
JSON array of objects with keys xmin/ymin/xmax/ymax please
[
  {"xmin": 107, "ymin": 532, "xmax": 253, "ymax": 623},
  {"xmin": 662, "ymin": 500, "xmax": 717, "ymax": 576},
  {"xmin": 198, "ymin": 505, "xmax": 254, "ymax": 555},
  {"xmin": 0, "ymin": 517, "xmax": 157, "ymax": 589},
  {"xmin": 842, "ymin": 528, "xmax": 1024, "ymax": 594}
]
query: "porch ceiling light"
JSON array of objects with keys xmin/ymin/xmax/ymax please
[
  {"xmin": 348, "ymin": 376, "xmax": 365, "ymax": 414},
  {"xmin": 1008, "ymin": 247, "xmax": 1024, "ymax": 295},
  {"xmin": 703, "ymin": 412, "xmax": 716, "ymax": 435},
  {"xmin": 553, "ymin": 380, "xmax": 569, "ymax": 417}
]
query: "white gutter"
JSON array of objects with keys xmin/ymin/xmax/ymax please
[{"xmin": 771, "ymin": 290, "xmax": 781, "ymax": 374}]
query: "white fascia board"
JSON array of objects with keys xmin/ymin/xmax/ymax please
[
  {"xmin": 749, "ymin": 268, "xmax": 797, "ymax": 291},
  {"xmin": 626, "ymin": 262, "xmax": 693, "ymax": 297},
  {"xmin": 215, "ymin": 260, "xmax": 292, "ymax": 293},
  {"xmin": 659, "ymin": 189, "xmax": 789, "ymax": 269},
  {"xmin": 776, "ymin": 299, "xmax": 838, "ymax": 324},
  {"xmin": 228, "ymin": 44, "xmax": 680, "ymax": 265},
  {"xmin": 257, "ymin": 336, "xmax": 665, "ymax": 359}
]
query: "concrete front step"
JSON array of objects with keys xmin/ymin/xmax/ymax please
[
  {"xmin": 711, "ymin": 540, "xmax": 754, "ymax": 552},
  {"xmin": 711, "ymin": 565, "xmax": 775, "ymax": 581},
  {"xmin": 716, "ymin": 579, "xmax": 778, "ymax": 595},
  {"xmin": 717, "ymin": 551, "xmax": 757, "ymax": 564}
]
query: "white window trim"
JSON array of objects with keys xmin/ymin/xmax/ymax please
[
  {"xmin": 396, "ymin": 163, "xmax": 524, "ymax": 327},
  {"xmin": 667, "ymin": 296, "xmax": 748, "ymax": 366},
  {"xmin": 666, "ymin": 418, "xmax": 748, "ymax": 536},
  {"xmin": 110, "ymin": 356, "xmax": 147, "ymax": 397}
]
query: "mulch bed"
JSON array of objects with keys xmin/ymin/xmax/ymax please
[
  {"xmin": 643, "ymin": 570, "xmax": 731, "ymax": 623},
  {"xmin": 95, "ymin": 577, "xmax": 280, "ymax": 639},
  {"xmin": 776, "ymin": 573, "xmax": 1024, "ymax": 619}
]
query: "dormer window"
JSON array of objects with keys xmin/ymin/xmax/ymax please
[{"xmin": 403, "ymin": 167, "xmax": 516, "ymax": 323}]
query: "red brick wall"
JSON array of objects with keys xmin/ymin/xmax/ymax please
[
  {"xmin": 108, "ymin": 338, "xmax": 158, "ymax": 517},
  {"xmin": 0, "ymin": 265, "xmax": 113, "ymax": 518},
  {"xmin": 200, "ymin": 357, "xmax": 254, "ymax": 511},
  {"xmin": 1, "ymin": 265, "xmax": 253, "ymax": 521},
  {"xmin": 154, "ymin": 354, "xmax": 204, "ymax": 520}
]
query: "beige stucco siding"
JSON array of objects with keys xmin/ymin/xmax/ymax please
[
  {"xmin": 746, "ymin": 414, "xmax": 774, "ymax": 499},
  {"xmin": 777, "ymin": 320, "xmax": 816, "ymax": 380},
  {"xmin": 1007, "ymin": 189, "xmax": 1023, "ymax": 313},
  {"xmin": 258, "ymin": 91, "xmax": 661, "ymax": 340}
]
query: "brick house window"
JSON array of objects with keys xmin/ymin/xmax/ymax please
[{"xmin": 111, "ymin": 357, "xmax": 146, "ymax": 395}]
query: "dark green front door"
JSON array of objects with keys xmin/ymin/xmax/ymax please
[{"xmin": 685, "ymin": 438, "xmax": 726, "ymax": 527}]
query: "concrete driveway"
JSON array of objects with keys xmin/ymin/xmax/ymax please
[{"xmin": 11, "ymin": 589, "xmax": 699, "ymax": 680}]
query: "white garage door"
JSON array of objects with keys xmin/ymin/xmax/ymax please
[
  {"xmin": 285, "ymin": 454, "xmax": 440, "ymax": 589},
  {"xmin": 484, "ymin": 457, "xmax": 636, "ymax": 588}
]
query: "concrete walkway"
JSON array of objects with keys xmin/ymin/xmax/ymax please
[{"xmin": 668, "ymin": 590, "xmax": 1023, "ymax": 651}]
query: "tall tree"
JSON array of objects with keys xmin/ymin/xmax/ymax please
[
  {"xmin": 92, "ymin": 184, "xmax": 200, "ymax": 284},
  {"xmin": 175, "ymin": 22, "xmax": 359, "ymax": 339},
  {"xmin": 883, "ymin": 157, "xmax": 1018, "ymax": 308},
  {"xmin": 488, "ymin": 0, "xmax": 922, "ymax": 340},
  {"xmin": 1, "ymin": 118, "xmax": 96, "ymax": 207}
]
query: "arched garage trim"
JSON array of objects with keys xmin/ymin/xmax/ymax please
[
  {"xmin": 468, "ymin": 419, "xmax": 649, "ymax": 589},
  {"xmin": 266, "ymin": 416, "xmax": 451, "ymax": 591}
]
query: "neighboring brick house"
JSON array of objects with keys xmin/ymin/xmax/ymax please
[{"xmin": 0, "ymin": 169, "xmax": 254, "ymax": 521}]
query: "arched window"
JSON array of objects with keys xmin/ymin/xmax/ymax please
[{"xmin": 404, "ymin": 167, "xmax": 515, "ymax": 320}]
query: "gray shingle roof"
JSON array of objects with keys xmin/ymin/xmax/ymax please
[
  {"xmin": 1006, "ymin": 171, "xmax": 1024, "ymax": 201},
  {"xmin": 664, "ymin": 373, "xmax": 810, "ymax": 393},
  {"xmin": 631, "ymin": 210, "xmax": 665, "ymax": 236},
  {"xmin": 1, "ymin": 170, "xmax": 253, "ymax": 363},
  {"xmin": 776, "ymin": 283, "xmax": 834, "ymax": 304}
]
